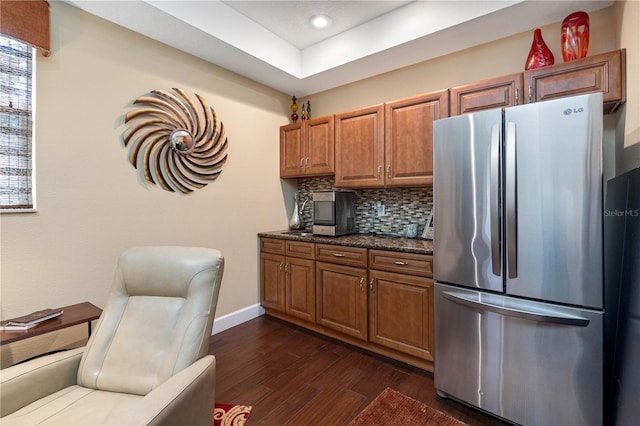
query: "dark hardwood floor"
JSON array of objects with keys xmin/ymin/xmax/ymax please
[{"xmin": 209, "ymin": 315, "xmax": 510, "ymax": 425}]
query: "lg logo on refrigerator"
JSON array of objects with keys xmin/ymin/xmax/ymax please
[{"xmin": 563, "ymin": 107, "xmax": 584, "ymax": 115}]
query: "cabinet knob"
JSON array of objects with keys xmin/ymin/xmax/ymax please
[
  {"xmin": 515, "ymin": 88, "xmax": 520, "ymax": 104},
  {"xmin": 386, "ymin": 165, "xmax": 391, "ymax": 178},
  {"xmin": 369, "ymin": 278, "xmax": 375, "ymax": 292},
  {"xmin": 394, "ymin": 261, "xmax": 408, "ymax": 266},
  {"xmin": 377, "ymin": 166, "xmax": 382, "ymax": 179},
  {"xmin": 528, "ymin": 86, "xmax": 533, "ymax": 103},
  {"xmin": 305, "ymin": 157, "xmax": 309, "ymax": 168},
  {"xmin": 284, "ymin": 263, "xmax": 289, "ymax": 273},
  {"xmin": 279, "ymin": 262, "xmax": 284, "ymax": 272},
  {"xmin": 300, "ymin": 158, "xmax": 304, "ymax": 168},
  {"xmin": 333, "ymin": 253, "xmax": 345, "ymax": 257},
  {"xmin": 359, "ymin": 277, "xmax": 364, "ymax": 291}
]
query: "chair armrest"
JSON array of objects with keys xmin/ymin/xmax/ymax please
[
  {"xmin": 0, "ymin": 347, "xmax": 84, "ymax": 417},
  {"xmin": 105, "ymin": 355, "xmax": 216, "ymax": 426}
]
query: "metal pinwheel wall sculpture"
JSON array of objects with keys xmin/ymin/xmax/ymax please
[{"xmin": 123, "ymin": 88, "xmax": 228, "ymax": 193}]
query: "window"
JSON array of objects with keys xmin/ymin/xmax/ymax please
[{"xmin": 0, "ymin": 35, "xmax": 35, "ymax": 212}]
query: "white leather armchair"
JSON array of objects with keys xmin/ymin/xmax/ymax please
[{"xmin": 1, "ymin": 246, "xmax": 224, "ymax": 426}]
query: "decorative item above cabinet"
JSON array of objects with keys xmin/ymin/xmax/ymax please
[
  {"xmin": 524, "ymin": 28, "xmax": 555, "ymax": 71},
  {"xmin": 280, "ymin": 115, "xmax": 334, "ymax": 178}
]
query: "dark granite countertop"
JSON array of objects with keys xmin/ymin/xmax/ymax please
[{"xmin": 258, "ymin": 230, "xmax": 433, "ymax": 255}]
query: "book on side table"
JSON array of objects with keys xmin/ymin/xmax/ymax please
[{"xmin": 0, "ymin": 308, "xmax": 64, "ymax": 330}]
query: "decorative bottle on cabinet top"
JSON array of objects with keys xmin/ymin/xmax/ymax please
[
  {"xmin": 525, "ymin": 28, "xmax": 555, "ymax": 70},
  {"xmin": 561, "ymin": 11, "xmax": 589, "ymax": 61},
  {"xmin": 290, "ymin": 96, "xmax": 299, "ymax": 123}
]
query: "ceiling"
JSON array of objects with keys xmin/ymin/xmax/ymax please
[{"xmin": 63, "ymin": 0, "xmax": 613, "ymax": 97}]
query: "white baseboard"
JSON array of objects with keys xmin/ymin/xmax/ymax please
[{"xmin": 211, "ymin": 303, "xmax": 265, "ymax": 335}]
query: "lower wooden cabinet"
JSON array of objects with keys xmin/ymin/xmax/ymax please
[
  {"xmin": 260, "ymin": 238, "xmax": 316, "ymax": 322},
  {"xmin": 368, "ymin": 270, "xmax": 434, "ymax": 361},
  {"xmin": 259, "ymin": 237, "xmax": 435, "ymax": 371},
  {"xmin": 316, "ymin": 261, "xmax": 368, "ymax": 340},
  {"xmin": 260, "ymin": 251, "xmax": 286, "ymax": 312},
  {"xmin": 286, "ymin": 257, "xmax": 316, "ymax": 322}
]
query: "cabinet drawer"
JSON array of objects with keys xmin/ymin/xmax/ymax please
[
  {"xmin": 316, "ymin": 244, "xmax": 368, "ymax": 268},
  {"xmin": 369, "ymin": 250, "xmax": 433, "ymax": 277},
  {"xmin": 286, "ymin": 241, "xmax": 315, "ymax": 260},
  {"xmin": 260, "ymin": 238, "xmax": 285, "ymax": 255}
]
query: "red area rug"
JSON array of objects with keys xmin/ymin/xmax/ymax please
[
  {"xmin": 349, "ymin": 388, "xmax": 467, "ymax": 426},
  {"xmin": 214, "ymin": 403, "xmax": 252, "ymax": 426}
]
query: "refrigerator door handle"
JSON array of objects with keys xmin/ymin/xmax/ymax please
[
  {"xmin": 442, "ymin": 291, "xmax": 590, "ymax": 326},
  {"xmin": 505, "ymin": 121, "xmax": 518, "ymax": 278},
  {"xmin": 490, "ymin": 123, "xmax": 501, "ymax": 276}
]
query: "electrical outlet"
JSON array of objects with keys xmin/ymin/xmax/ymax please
[{"xmin": 376, "ymin": 201, "xmax": 386, "ymax": 217}]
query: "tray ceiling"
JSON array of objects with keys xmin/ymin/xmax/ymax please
[{"xmin": 64, "ymin": 1, "xmax": 613, "ymax": 96}]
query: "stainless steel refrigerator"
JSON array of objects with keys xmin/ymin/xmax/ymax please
[{"xmin": 433, "ymin": 92, "xmax": 604, "ymax": 426}]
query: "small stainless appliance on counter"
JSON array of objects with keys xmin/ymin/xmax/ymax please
[{"xmin": 312, "ymin": 190, "xmax": 356, "ymax": 236}]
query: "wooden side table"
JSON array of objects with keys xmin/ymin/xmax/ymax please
[{"xmin": 0, "ymin": 302, "xmax": 102, "ymax": 346}]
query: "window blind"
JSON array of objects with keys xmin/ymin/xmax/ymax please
[
  {"xmin": 0, "ymin": 36, "xmax": 34, "ymax": 211},
  {"xmin": 0, "ymin": 0, "xmax": 50, "ymax": 57}
]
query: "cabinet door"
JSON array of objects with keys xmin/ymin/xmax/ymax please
[
  {"xmin": 335, "ymin": 105, "xmax": 385, "ymax": 188},
  {"xmin": 450, "ymin": 73, "xmax": 523, "ymax": 116},
  {"xmin": 285, "ymin": 257, "xmax": 316, "ymax": 322},
  {"xmin": 316, "ymin": 262, "xmax": 368, "ymax": 340},
  {"xmin": 524, "ymin": 49, "xmax": 626, "ymax": 114},
  {"xmin": 305, "ymin": 116, "xmax": 334, "ymax": 176},
  {"xmin": 260, "ymin": 252, "xmax": 285, "ymax": 312},
  {"xmin": 385, "ymin": 91, "xmax": 448, "ymax": 187},
  {"xmin": 369, "ymin": 270, "xmax": 434, "ymax": 361},
  {"xmin": 280, "ymin": 122, "xmax": 305, "ymax": 177}
]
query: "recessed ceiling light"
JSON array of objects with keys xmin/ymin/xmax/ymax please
[{"xmin": 309, "ymin": 14, "xmax": 332, "ymax": 29}]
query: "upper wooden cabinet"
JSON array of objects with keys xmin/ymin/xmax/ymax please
[
  {"xmin": 449, "ymin": 49, "xmax": 626, "ymax": 115},
  {"xmin": 335, "ymin": 90, "xmax": 448, "ymax": 188},
  {"xmin": 524, "ymin": 49, "xmax": 626, "ymax": 114},
  {"xmin": 280, "ymin": 115, "xmax": 334, "ymax": 178},
  {"xmin": 334, "ymin": 104, "xmax": 385, "ymax": 188},
  {"xmin": 450, "ymin": 73, "xmax": 523, "ymax": 116},
  {"xmin": 385, "ymin": 91, "xmax": 449, "ymax": 187}
]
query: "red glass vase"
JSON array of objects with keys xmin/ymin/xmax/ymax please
[
  {"xmin": 525, "ymin": 29, "xmax": 554, "ymax": 70},
  {"xmin": 561, "ymin": 11, "xmax": 589, "ymax": 61}
]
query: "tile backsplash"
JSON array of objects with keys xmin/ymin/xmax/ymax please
[{"xmin": 296, "ymin": 177, "xmax": 433, "ymax": 236}]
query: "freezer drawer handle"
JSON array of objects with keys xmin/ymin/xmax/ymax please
[{"xmin": 442, "ymin": 291, "xmax": 590, "ymax": 326}]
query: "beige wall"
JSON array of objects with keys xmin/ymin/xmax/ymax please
[{"xmin": 1, "ymin": 2, "xmax": 293, "ymax": 365}]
